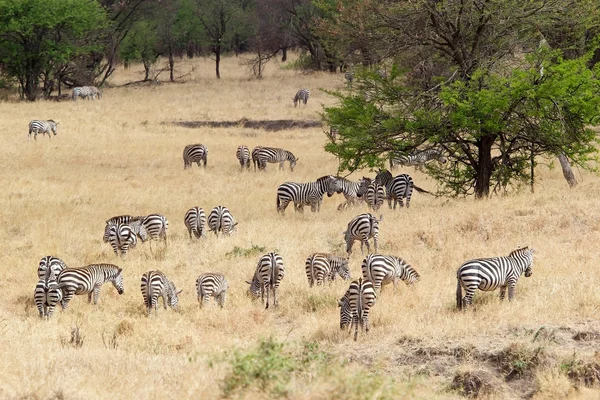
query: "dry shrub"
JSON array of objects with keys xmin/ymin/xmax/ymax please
[
  {"xmin": 115, "ymin": 319, "xmax": 134, "ymax": 336},
  {"xmin": 493, "ymin": 343, "xmax": 548, "ymax": 380},
  {"xmin": 563, "ymin": 354, "xmax": 600, "ymax": 388},
  {"xmin": 451, "ymin": 370, "xmax": 498, "ymax": 398}
]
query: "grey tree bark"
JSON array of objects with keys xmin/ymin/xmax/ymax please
[{"xmin": 558, "ymin": 153, "xmax": 577, "ymax": 187}]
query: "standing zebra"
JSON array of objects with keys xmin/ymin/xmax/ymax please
[
  {"xmin": 335, "ymin": 176, "xmax": 371, "ymax": 208},
  {"xmin": 72, "ymin": 86, "xmax": 92, "ymax": 100},
  {"xmin": 106, "ymin": 222, "xmax": 138, "ymax": 257},
  {"xmin": 251, "ymin": 146, "xmax": 263, "ymax": 171},
  {"xmin": 365, "ymin": 181, "xmax": 385, "ymax": 211},
  {"xmin": 246, "ymin": 252, "xmax": 285, "ymax": 309},
  {"xmin": 344, "ymin": 71, "xmax": 354, "ymax": 88},
  {"xmin": 375, "ymin": 170, "xmax": 430, "ymax": 209},
  {"xmin": 87, "ymin": 86, "xmax": 102, "ymax": 100},
  {"xmin": 103, "ymin": 215, "xmax": 144, "ymax": 243},
  {"xmin": 390, "ymin": 148, "xmax": 447, "ymax": 170},
  {"xmin": 293, "ymin": 89, "xmax": 310, "ymax": 107},
  {"xmin": 55, "ymin": 264, "xmax": 124, "ymax": 310},
  {"xmin": 28, "ymin": 120, "xmax": 58, "ymax": 141},
  {"xmin": 361, "ymin": 254, "xmax": 420, "ymax": 292},
  {"xmin": 34, "ymin": 256, "xmax": 68, "ymax": 319},
  {"xmin": 456, "ymin": 247, "xmax": 534, "ymax": 310},
  {"xmin": 139, "ymin": 213, "xmax": 169, "ymax": 246},
  {"xmin": 184, "ymin": 207, "xmax": 207, "ymax": 239},
  {"xmin": 254, "ymin": 147, "xmax": 298, "ymax": 171},
  {"xmin": 183, "ymin": 144, "xmax": 208, "ymax": 169},
  {"xmin": 236, "ymin": 145, "xmax": 251, "ymax": 169},
  {"xmin": 338, "ymin": 278, "xmax": 377, "ymax": 341},
  {"xmin": 305, "ymin": 253, "xmax": 350, "ymax": 287},
  {"xmin": 276, "ymin": 175, "xmax": 341, "ymax": 214},
  {"xmin": 140, "ymin": 270, "xmax": 182, "ymax": 315},
  {"xmin": 343, "ymin": 213, "xmax": 382, "ymax": 255},
  {"xmin": 196, "ymin": 273, "xmax": 229, "ymax": 309},
  {"xmin": 207, "ymin": 206, "xmax": 237, "ymax": 236}
]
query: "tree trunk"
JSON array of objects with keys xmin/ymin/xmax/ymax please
[
  {"xmin": 169, "ymin": 46, "xmax": 175, "ymax": 82},
  {"xmin": 558, "ymin": 153, "xmax": 578, "ymax": 187},
  {"xmin": 281, "ymin": 47, "xmax": 287, "ymax": 62},
  {"xmin": 143, "ymin": 61, "xmax": 150, "ymax": 81},
  {"xmin": 215, "ymin": 45, "xmax": 221, "ymax": 79},
  {"xmin": 24, "ymin": 72, "xmax": 38, "ymax": 101},
  {"xmin": 474, "ymin": 135, "xmax": 495, "ymax": 198}
]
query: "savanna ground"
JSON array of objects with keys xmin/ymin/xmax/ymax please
[{"xmin": 1, "ymin": 55, "xmax": 600, "ymax": 399}]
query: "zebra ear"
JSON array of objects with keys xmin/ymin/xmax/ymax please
[
  {"xmin": 337, "ymin": 300, "xmax": 343, "ymax": 307},
  {"xmin": 341, "ymin": 231, "xmax": 346, "ymax": 235},
  {"xmin": 176, "ymin": 289, "xmax": 183, "ymax": 294},
  {"xmin": 530, "ymin": 248, "xmax": 535, "ymax": 254},
  {"xmin": 117, "ymin": 267, "xmax": 123, "ymax": 274},
  {"xmin": 245, "ymin": 280, "xmax": 252, "ymax": 285},
  {"xmin": 232, "ymin": 222, "xmax": 239, "ymax": 227}
]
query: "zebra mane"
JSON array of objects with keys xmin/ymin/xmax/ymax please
[{"xmin": 509, "ymin": 246, "xmax": 532, "ymax": 257}]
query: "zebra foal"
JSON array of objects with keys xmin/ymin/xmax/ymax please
[
  {"xmin": 183, "ymin": 144, "xmax": 208, "ymax": 169},
  {"xmin": 293, "ymin": 89, "xmax": 310, "ymax": 107},
  {"xmin": 28, "ymin": 120, "xmax": 58, "ymax": 141},
  {"xmin": 34, "ymin": 256, "xmax": 68, "ymax": 319},
  {"xmin": 236, "ymin": 145, "xmax": 251, "ymax": 169},
  {"xmin": 361, "ymin": 254, "xmax": 420, "ymax": 292},
  {"xmin": 55, "ymin": 264, "xmax": 124, "ymax": 310},
  {"xmin": 305, "ymin": 253, "xmax": 350, "ymax": 287},
  {"xmin": 246, "ymin": 252, "xmax": 285, "ymax": 309},
  {"xmin": 196, "ymin": 273, "xmax": 228, "ymax": 308},
  {"xmin": 184, "ymin": 207, "xmax": 206, "ymax": 239},
  {"xmin": 338, "ymin": 278, "xmax": 377, "ymax": 341},
  {"xmin": 343, "ymin": 213, "xmax": 382, "ymax": 255},
  {"xmin": 140, "ymin": 270, "xmax": 182, "ymax": 315},
  {"xmin": 255, "ymin": 147, "xmax": 298, "ymax": 171},
  {"xmin": 456, "ymin": 247, "xmax": 535, "ymax": 310}
]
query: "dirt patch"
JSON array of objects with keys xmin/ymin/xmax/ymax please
[
  {"xmin": 451, "ymin": 370, "xmax": 500, "ymax": 398},
  {"xmin": 171, "ymin": 119, "xmax": 323, "ymax": 131},
  {"xmin": 573, "ymin": 331, "xmax": 600, "ymax": 341}
]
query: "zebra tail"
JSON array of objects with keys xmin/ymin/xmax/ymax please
[
  {"xmin": 413, "ymin": 184, "xmax": 432, "ymax": 195},
  {"xmin": 270, "ymin": 255, "xmax": 278, "ymax": 294},
  {"xmin": 456, "ymin": 279, "xmax": 463, "ymax": 310},
  {"xmin": 276, "ymin": 194, "xmax": 281, "ymax": 212}
]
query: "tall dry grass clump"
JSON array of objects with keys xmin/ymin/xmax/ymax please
[{"xmin": 1, "ymin": 56, "xmax": 599, "ymax": 399}]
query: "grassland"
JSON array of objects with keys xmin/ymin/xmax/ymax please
[{"xmin": 1, "ymin": 56, "xmax": 600, "ymax": 399}]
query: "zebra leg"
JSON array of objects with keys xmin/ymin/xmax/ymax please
[
  {"xmin": 462, "ymin": 287, "xmax": 477, "ymax": 308},
  {"xmin": 265, "ymin": 284, "xmax": 270, "ymax": 309},
  {"xmin": 373, "ymin": 236, "xmax": 378, "ymax": 253},
  {"xmin": 508, "ymin": 284, "xmax": 516, "ymax": 301},
  {"xmin": 88, "ymin": 292, "xmax": 93, "ymax": 303},
  {"xmin": 61, "ymin": 290, "xmax": 74, "ymax": 310},
  {"xmin": 218, "ymin": 293, "xmax": 226, "ymax": 308},
  {"xmin": 162, "ymin": 293, "xmax": 168, "ymax": 310},
  {"xmin": 362, "ymin": 239, "xmax": 371, "ymax": 255},
  {"xmin": 279, "ymin": 162, "xmax": 284, "ymax": 170},
  {"xmin": 499, "ymin": 285, "xmax": 507, "ymax": 301},
  {"xmin": 273, "ymin": 285, "xmax": 278, "ymax": 307}
]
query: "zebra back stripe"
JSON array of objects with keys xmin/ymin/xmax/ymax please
[{"xmin": 196, "ymin": 273, "xmax": 229, "ymax": 308}]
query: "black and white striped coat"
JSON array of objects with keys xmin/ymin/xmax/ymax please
[
  {"xmin": 254, "ymin": 147, "xmax": 298, "ymax": 171},
  {"xmin": 365, "ymin": 181, "xmax": 385, "ymax": 211},
  {"xmin": 251, "ymin": 146, "xmax": 263, "ymax": 171},
  {"xmin": 343, "ymin": 213, "xmax": 382, "ymax": 255},
  {"xmin": 335, "ymin": 176, "xmax": 371, "ymax": 208},
  {"xmin": 184, "ymin": 207, "xmax": 206, "ymax": 239},
  {"xmin": 361, "ymin": 254, "xmax": 420, "ymax": 292},
  {"xmin": 196, "ymin": 273, "xmax": 229, "ymax": 308},
  {"xmin": 456, "ymin": 247, "xmax": 534, "ymax": 310},
  {"xmin": 56, "ymin": 264, "xmax": 124, "ymax": 310},
  {"xmin": 183, "ymin": 144, "xmax": 208, "ymax": 169},
  {"xmin": 390, "ymin": 148, "xmax": 447, "ymax": 169},
  {"xmin": 103, "ymin": 215, "xmax": 144, "ymax": 243},
  {"xmin": 72, "ymin": 86, "xmax": 101, "ymax": 101},
  {"xmin": 246, "ymin": 252, "xmax": 285, "ymax": 309},
  {"xmin": 375, "ymin": 170, "xmax": 414, "ymax": 209},
  {"xmin": 140, "ymin": 270, "xmax": 181, "ymax": 315},
  {"xmin": 140, "ymin": 213, "xmax": 168, "ymax": 244},
  {"xmin": 236, "ymin": 145, "xmax": 251, "ymax": 169},
  {"xmin": 276, "ymin": 175, "xmax": 341, "ymax": 214},
  {"xmin": 293, "ymin": 89, "xmax": 310, "ymax": 107},
  {"xmin": 106, "ymin": 222, "xmax": 137, "ymax": 256},
  {"xmin": 34, "ymin": 256, "xmax": 68, "ymax": 319},
  {"xmin": 208, "ymin": 206, "xmax": 237, "ymax": 236},
  {"xmin": 28, "ymin": 120, "xmax": 58, "ymax": 141},
  {"xmin": 305, "ymin": 253, "xmax": 350, "ymax": 287},
  {"xmin": 338, "ymin": 278, "xmax": 377, "ymax": 341}
]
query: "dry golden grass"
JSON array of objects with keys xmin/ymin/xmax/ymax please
[{"xmin": 1, "ymin": 55, "xmax": 600, "ymax": 399}]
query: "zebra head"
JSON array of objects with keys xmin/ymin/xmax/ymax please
[
  {"xmin": 290, "ymin": 156, "xmax": 298, "ymax": 171},
  {"xmin": 402, "ymin": 265, "xmax": 421, "ymax": 286},
  {"xmin": 245, "ymin": 276, "xmax": 261, "ymax": 298},
  {"xmin": 512, "ymin": 247, "xmax": 534, "ymax": 277},
  {"xmin": 375, "ymin": 169, "xmax": 392, "ymax": 186},
  {"xmin": 337, "ymin": 258, "xmax": 351, "ymax": 280},
  {"xmin": 338, "ymin": 295, "xmax": 351, "ymax": 330},
  {"xmin": 112, "ymin": 268, "xmax": 125, "ymax": 295},
  {"xmin": 48, "ymin": 120, "xmax": 58, "ymax": 135},
  {"xmin": 326, "ymin": 176, "xmax": 344, "ymax": 197},
  {"xmin": 167, "ymin": 282, "xmax": 182, "ymax": 310},
  {"xmin": 342, "ymin": 230, "xmax": 353, "ymax": 255},
  {"xmin": 356, "ymin": 177, "xmax": 372, "ymax": 198}
]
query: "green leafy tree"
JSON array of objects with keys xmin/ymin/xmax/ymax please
[
  {"xmin": 0, "ymin": 0, "xmax": 107, "ymax": 100},
  {"xmin": 120, "ymin": 20, "xmax": 159, "ymax": 81}
]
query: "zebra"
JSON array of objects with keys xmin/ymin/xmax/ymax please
[
  {"xmin": 375, "ymin": 170, "xmax": 429, "ymax": 209},
  {"xmin": 103, "ymin": 215, "xmax": 143, "ymax": 243},
  {"xmin": 251, "ymin": 146, "xmax": 263, "ymax": 171},
  {"xmin": 236, "ymin": 145, "xmax": 251, "ymax": 169},
  {"xmin": 139, "ymin": 213, "xmax": 168, "ymax": 246},
  {"xmin": 335, "ymin": 176, "xmax": 371, "ymax": 208},
  {"xmin": 456, "ymin": 247, "xmax": 535, "ymax": 310},
  {"xmin": 72, "ymin": 86, "xmax": 92, "ymax": 100},
  {"xmin": 276, "ymin": 175, "xmax": 341, "ymax": 214},
  {"xmin": 246, "ymin": 252, "xmax": 285, "ymax": 309},
  {"xmin": 390, "ymin": 148, "xmax": 447, "ymax": 169},
  {"xmin": 365, "ymin": 181, "xmax": 386, "ymax": 211},
  {"xmin": 34, "ymin": 256, "xmax": 68, "ymax": 319},
  {"xmin": 344, "ymin": 71, "xmax": 354, "ymax": 87},
  {"xmin": 87, "ymin": 86, "xmax": 102, "ymax": 100},
  {"xmin": 254, "ymin": 147, "xmax": 298, "ymax": 171},
  {"xmin": 361, "ymin": 254, "xmax": 420, "ymax": 292},
  {"xmin": 343, "ymin": 213, "xmax": 382, "ymax": 255},
  {"xmin": 292, "ymin": 89, "xmax": 310, "ymax": 107},
  {"xmin": 55, "ymin": 264, "xmax": 124, "ymax": 310},
  {"xmin": 140, "ymin": 270, "xmax": 182, "ymax": 315},
  {"xmin": 305, "ymin": 253, "xmax": 350, "ymax": 287},
  {"xmin": 183, "ymin": 144, "xmax": 208, "ymax": 169},
  {"xmin": 338, "ymin": 278, "xmax": 377, "ymax": 341},
  {"xmin": 106, "ymin": 222, "xmax": 138, "ymax": 257},
  {"xmin": 196, "ymin": 273, "xmax": 229, "ymax": 309},
  {"xmin": 207, "ymin": 206, "xmax": 237, "ymax": 236},
  {"xmin": 28, "ymin": 120, "xmax": 58, "ymax": 141},
  {"xmin": 184, "ymin": 207, "xmax": 206, "ymax": 239}
]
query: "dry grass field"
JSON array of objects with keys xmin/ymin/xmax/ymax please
[{"xmin": 1, "ymin": 55, "xmax": 600, "ymax": 399}]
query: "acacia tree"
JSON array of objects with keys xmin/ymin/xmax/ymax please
[{"xmin": 0, "ymin": 0, "xmax": 107, "ymax": 100}]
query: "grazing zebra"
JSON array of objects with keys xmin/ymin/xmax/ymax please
[
  {"xmin": 103, "ymin": 215, "xmax": 141, "ymax": 243},
  {"xmin": 251, "ymin": 146, "xmax": 263, "ymax": 171},
  {"xmin": 246, "ymin": 252, "xmax": 285, "ymax": 309},
  {"xmin": 106, "ymin": 222, "xmax": 138, "ymax": 256},
  {"xmin": 72, "ymin": 86, "xmax": 92, "ymax": 100},
  {"xmin": 361, "ymin": 254, "xmax": 420, "ymax": 292},
  {"xmin": 276, "ymin": 175, "xmax": 341, "ymax": 214},
  {"xmin": 55, "ymin": 264, "xmax": 124, "ymax": 309},
  {"xmin": 196, "ymin": 273, "xmax": 229, "ymax": 309},
  {"xmin": 343, "ymin": 213, "xmax": 382, "ymax": 255},
  {"xmin": 293, "ymin": 89, "xmax": 310, "ymax": 107},
  {"xmin": 184, "ymin": 207, "xmax": 206, "ymax": 239},
  {"xmin": 254, "ymin": 147, "xmax": 298, "ymax": 171},
  {"xmin": 344, "ymin": 71, "xmax": 354, "ymax": 87},
  {"xmin": 456, "ymin": 247, "xmax": 535, "ymax": 310},
  {"xmin": 390, "ymin": 148, "xmax": 447, "ymax": 169},
  {"xmin": 140, "ymin": 270, "xmax": 182, "ymax": 315},
  {"xmin": 183, "ymin": 144, "xmax": 208, "ymax": 169},
  {"xmin": 375, "ymin": 170, "xmax": 430, "ymax": 209},
  {"xmin": 34, "ymin": 256, "xmax": 68, "ymax": 319},
  {"xmin": 139, "ymin": 213, "xmax": 169, "ymax": 245},
  {"xmin": 336, "ymin": 176, "xmax": 372, "ymax": 207},
  {"xmin": 207, "ymin": 206, "xmax": 237, "ymax": 236},
  {"xmin": 305, "ymin": 253, "xmax": 350, "ymax": 287},
  {"xmin": 365, "ymin": 181, "xmax": 386, "ymax": 211},
  {"xmin": 28, "ymin": 120, "xmax": 58, "ymax": 141},
  {"xmin": 87, "ymin": 86, "xmax": 102, "ymax": 99},
  {"xmin": 338, "ymin": 278, "xmax": 377, "ymax": 341},
  {"xmin": 236, "ymin": 145, "xmax": 251, "ymax": 169}
]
